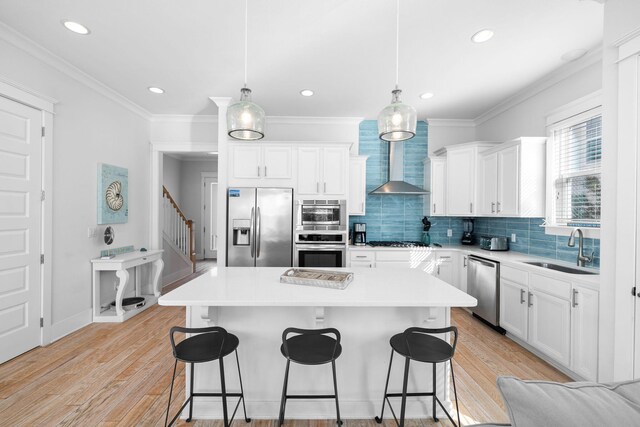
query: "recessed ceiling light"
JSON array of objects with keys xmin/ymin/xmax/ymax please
[
  {"xmin": 148, "ymin": 87, "xmax": 165, "ymax": 94},
  {"xmin": 471, "ymin": 29, "xmax": 494, "ymax": 43},
  {"xmin": 62, "ymin": 20, "xmax": 90, "ymax": 35},
  {"xmin": 419, "ymin": 92, "xmax": 434, "ymax": 100},
  {"xmin": 561, "ymin": 49, "xmax": 588, "ymax": 62},
  {"xmin": 300, "ymin": 89, "xmax": 314, "ymax": 97}
]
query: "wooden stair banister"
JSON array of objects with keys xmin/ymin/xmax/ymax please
[{"xmin": 162, "ymin": 186, "xmax": 196, "ymax": 273}]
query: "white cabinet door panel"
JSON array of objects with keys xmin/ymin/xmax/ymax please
[
  {"xmin": 297, "ymin": 148, "xmax": 321, "ymax": 195},
  {"xmin": 571, "ymin": 285, "xmax": 599, "ymax": 381},
  {"xmin": 446, "ymin": 148, "xmax": 475, "ymax": 215},
  {"xmin": 498, "ymin": 145, "xmax": 519, "ymax": 215},
  {"xmin": 263, "ymin": 146, "xmax": 292, "ymax": 180},
  {"xmin": 323, "ymin": 147, "xmax": 347, "ymax": 195},
  {"xmin": 430, "ymin": 158, "xmax": 446, "ymax": 216},
  {"xmin": 500, "ymin": 279, "xmax": 528, "ymax": 341},
  {"xmin": 479, "ymin": 153, "xmax": 498, "ymax": 215},
  {"xmin": 529, "ymin": 290, "xmax": 571, "ymax": 366},
  {"xmin": 231, "ymin": 146, "xmax": 261, "ymax": 179}
]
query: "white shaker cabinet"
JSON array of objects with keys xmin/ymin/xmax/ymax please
[
  {"xmin": 297, "ymin": 146, "xmax": 348, "ymax": 198},
  {"xmin": 429, "ymin": 157, "xmax": 446, "ymax": 216},
  {"xmin": 229, "ymin": 144, "xmax": 294, "ymax": 187},
  {"xmin": 528, "ymin": 289, "xmax": 572, "ymax": 367},
  {"xmin": 571, "ymin": 284, "xmax": 599, "ymax": 381},
  {"xmin": 500, "ymin": 278, "xmax": 529, "ymax": 342},
  {"xmin": 349, "ymin": 156, "xmax": 368, "ymax": 215},
  {"xmin": 434, "ymin": 252, "xmax": 455, "ymax": 285},
  {"xmin": 478, "ymin": 138, "xmax": 546, "ymax": 217}
]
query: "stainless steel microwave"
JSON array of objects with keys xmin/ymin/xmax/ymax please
[{"xmin": 295, "ymin": 199, "xmax": 347, "ymax": 231}]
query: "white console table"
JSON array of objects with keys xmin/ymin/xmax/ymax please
[{"xmin": 91, "ymin": 250, "xmax": 164, "ymax": 322}]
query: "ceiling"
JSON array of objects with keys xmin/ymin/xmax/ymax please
[
  {"xmin": 0, "ymin": 0, "xmax": 603, "ymax": 120},
  {"xmin": 165, "ymin": 152, "xmax": 218, "ymax": 161}
]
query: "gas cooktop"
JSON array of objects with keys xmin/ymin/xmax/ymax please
[{"xmin": 367, "ymin": 241, "xmax": 431, "ymax": 248}]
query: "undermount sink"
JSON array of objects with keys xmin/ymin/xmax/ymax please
[{"xmin": 523, "ymin": 261, "xmax": 598, "ymax": 275}]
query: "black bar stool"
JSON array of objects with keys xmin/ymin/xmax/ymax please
[
  {"xmin": 165, "ymin": 326, "xmax": 251, "ymax": 427},
  {"xmin": 374, "ymin": 326, "xmax": 461, "ymax": 427},
  {"xmin": 278, "ymin": 327, "xmax": 343, "ymax": 426}
]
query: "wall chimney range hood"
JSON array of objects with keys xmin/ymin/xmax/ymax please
[{"xmin": 369, "ymin": 141, "xmax": 429, "ymax": 195}]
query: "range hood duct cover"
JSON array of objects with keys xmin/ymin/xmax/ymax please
[{"xmin": 369, "ymin": 141, "xmax": 429, "ymax": 195}]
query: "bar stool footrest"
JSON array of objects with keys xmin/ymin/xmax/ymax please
[{"xmin": 379, "ymin": 393, "xmax": 458, "ymax": 427}]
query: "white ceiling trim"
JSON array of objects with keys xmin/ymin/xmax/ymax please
[
  {"xmin": 0, "ymin": 21, "xmax": 152, "ymax": 120},
  {"xmin": 428, "ymin": 119, "xmax": 476, "ymax": 128},
  {"xmin": 150, "ymin": 114, "xmax": 364, "ymax": 126},
  {"xmin": 150, "ymin": 114, "xmax": 217, "ymax": 123},
  {"xmin": 473, "ymin": 46, "xmax": 603, "ymax": 126},
  {"xmin": 0, "ymin": 74, "xmax": 58, "ymax": 113}
]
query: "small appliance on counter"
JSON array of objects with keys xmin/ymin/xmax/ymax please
[
  {"xmin": 353, "ymin": 223, "xmax": 367, "ymax": 246},
  {"xmin": 461, "ymin": 218, "xmax": 475, "ymax": 245},
  {"xmin": 479, "ymin": 236, "xmax": 509, "ymax": 251}
]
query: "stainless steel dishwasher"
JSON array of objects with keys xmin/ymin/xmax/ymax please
[{"xmin": 467, "ymin": 255, "xmax": 502, "ymax": 330}]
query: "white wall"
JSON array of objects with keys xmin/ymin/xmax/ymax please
[
  {"xmin": 476, "ymin": 61, "xmax": 602, "ymax": 141},
  {"xmin": 179, "ymin": 160, "xmax": 217, "ymax": 258},
  {"xmin": 0, "ymin": 38, "xmax": 150, "ymax": 338},
  {"xmin": 162, "ymin": 154, "xmax": 182, "ymax": 203},
  {"xmin": 427, "ymin": 120, "xmax": 477, "ymax": 155},
  {"xmin": 600, "ymin": 0, "xmax": 640, "ymax": 382}
]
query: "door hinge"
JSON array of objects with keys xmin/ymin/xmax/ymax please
[
  {"xmin": 40, "ymin": 317, "xmax": 44, "ymax": 327},
  {"xmin": 40, "ymin": 254, "xmax": 44, "ymax": 264},
  {"xmin": 41, "ymin": 190, "xmax": 45, "ymax": 201},
  {"xmin": 41, "ymin": 127, "xmax": 45, "ymax": 137}
]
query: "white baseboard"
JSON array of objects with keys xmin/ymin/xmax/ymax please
[
  {"xmin": 162, "ymin": 267, "xmax": 192, "ymax": 287},
  {"xmin": 51, "ymin": 308, "xmax": 92, "ymax": 342}
]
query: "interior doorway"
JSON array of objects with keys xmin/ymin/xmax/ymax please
[{"xmin": 202, "ymin": 174, "xmax": 218, "ymax": 259}]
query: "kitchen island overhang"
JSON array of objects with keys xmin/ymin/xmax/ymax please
[{"xmin": 159, "ymin": 267, "xmax": 476, "ymax": 420}]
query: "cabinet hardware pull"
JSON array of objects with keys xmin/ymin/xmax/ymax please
[
  {"xmin": 572, "ymin": 289, "xmax": 578, "ymax": 308},
  {"xmin": 324, "ymin": 182, "xmax": 327, "ymax": 193},
  {"xmin": 264, "ymin": 166, "xmax": 267, "ymax": 177},
  {"xmin": 437, "ymin": 265, "xmax": 440, "ymax": 275},
  {"xmin": 497, "ymin": 201, "xmax": 501, "ymax": 213},
  {"xmin": 356, "ymin": 256, "xmax": 367, "ymax": 258},
  {"xmin": 316, "ymin": 182, "xmax": 320, "ymax": 193},
  {"xmin": 433, "ymin": 203, "xmax": 436, "ymax": 213},
  {"xmin": 361, "ymin": 202, "xmax": 364, "ymax": 212},
  {"xmin": 257, "ymin": 166, "xmax": 260, "ymax": 177},
  {"xmin": 520, "ymin": 289, "xmax": 525, "ymax": 304},
  {"xmin": 463, "ymin": 257, "xmax": 467, "ymax": 267},
  {"xmin": 491, "ymin": 202, "xmax": 495, "ymax": 213},
  {"xmin": 470, "ymin": 202, "xmax": 473, "ymax": 213},
  {"xmin": 439, "ymin": 256, "xmax": 451, "ymax": 259},
  {"xmin": 528, "ymin": 292, "xmax": 533, "ymax": 307}
]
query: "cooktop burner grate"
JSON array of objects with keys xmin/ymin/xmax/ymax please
[{"xmin": 367, "ymin": 241, "xmax": 430, "ymax": 248}]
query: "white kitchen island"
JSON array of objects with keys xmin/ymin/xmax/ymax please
[{"xmin": 158, "ymin": 267, "xmax": 476, "ymax": 420}]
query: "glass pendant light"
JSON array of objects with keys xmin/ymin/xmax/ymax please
[
  {"xmin": 227, "ymin": 0, "xmax": 265, "ymax": 140},
  {"xmin": 378, "ymin": 0, "xmax": 417, "ymax": 142}
]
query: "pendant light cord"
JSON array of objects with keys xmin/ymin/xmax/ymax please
[
  {"xmin": 244, "ymin": 0, "xmax": 248, "ymax": 87},
  {"xmin": 395, "ymin": 0, "xmax": 399, "ymax": 89}
]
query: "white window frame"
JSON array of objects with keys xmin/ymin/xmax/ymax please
[{"xmin": 544, "ymin": 91, "xmax": 602, "ymax": 238}]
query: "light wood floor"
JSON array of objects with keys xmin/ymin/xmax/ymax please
[{"xmin": 0, "ymin": 295, "xmax": 569, "ymax": 426}]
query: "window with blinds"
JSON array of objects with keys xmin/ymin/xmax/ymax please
[{"xmin": 551, "ymin": 112, "xmax": 602, "ymax": 227}]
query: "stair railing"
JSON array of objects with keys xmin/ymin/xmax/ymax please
[{"xmin": 162, "ymin": 186, "xmax": 196, "ymax": 272}]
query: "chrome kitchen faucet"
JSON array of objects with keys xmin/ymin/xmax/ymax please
[{"xmin": 567, "ymin": 228, "xmax": 594, "ymax": 267}]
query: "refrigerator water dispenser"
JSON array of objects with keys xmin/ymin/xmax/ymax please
[{"xmin": 232, "ymin": 219, "xmax": 251, "ymax": 246}]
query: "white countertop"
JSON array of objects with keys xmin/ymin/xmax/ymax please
[
  {"xmin": 349, "ymin": 244, "xmax": 600, "ymax": 286},
  {"xmin": 158, "ymin": 267, "xmax": 477, "ymax": 308}
]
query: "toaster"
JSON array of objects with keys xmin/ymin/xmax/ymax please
[{"xmin": 479, "ymin": 236, "xmax": 509, "ymax": 251}]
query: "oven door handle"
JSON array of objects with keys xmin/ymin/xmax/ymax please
[{"xmin": 295, "ymin": 244, "xmax": 346, "ymax": 250}]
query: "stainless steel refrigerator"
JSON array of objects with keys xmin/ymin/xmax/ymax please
[{"xmin": 227, "ymin": 187, "xmax": 293, "ymax": 267}]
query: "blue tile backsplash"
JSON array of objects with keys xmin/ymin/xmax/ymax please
[{"xmin": 349, "ymin": 120, "xmax": 600, "ymax": 270}]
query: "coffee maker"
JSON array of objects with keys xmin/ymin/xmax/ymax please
[
  {"xmin": 353, "ymin": 223, "xmax": 367, "ymax": 246},
  {"xmin": 461, "ymin": 218, "xmax": 475, "ymax": 245}
]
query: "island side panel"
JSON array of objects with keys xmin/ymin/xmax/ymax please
[{"xmin": 184, "ymin": 305, "xmax": 453, "ymax": 420}]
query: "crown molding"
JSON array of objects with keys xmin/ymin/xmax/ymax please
[
  {"xmin": 0, "ymin": 74, "xmax": 58, "ymax": 112},
  {"xmin": 427, "ymin": 118, "xmax": 476, "ymax": 128},
  {"xmin": 0, "ymin": 21, "xmax": 152, "ymax": 120},
  {"xmin": 614, "ymin": 26, "xmax": 640, "ymax": 47},
  {"xmin": 474, "ymin": 46, "xmax": 603, "ymax": 126},
  {"xmin": 150, "ymin": 114, "xmax": 217, "ymax": 123},
  {"xmin": 149, "ymin": 114, "xmax": 364, "ymax": 126}
]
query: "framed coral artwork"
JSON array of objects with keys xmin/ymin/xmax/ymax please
[{"xmin": 98, "ymin": 163, "xmax": 128, "ymax": 224}]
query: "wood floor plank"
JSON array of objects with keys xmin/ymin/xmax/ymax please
[{"xmin": 0, "ymin": 265, "xmax": 571, "ymax": 427}]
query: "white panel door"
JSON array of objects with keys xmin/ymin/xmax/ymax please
[
  {"xmin": 204, "ymin": 179, "xmax": 218, "ymax": 259},
  {"xmin": 497, "ymin": 145, "xmax": 520, "ymax": 215},
  {"xmin": 529, "ymin": 290, "xmax": 571, "ymax": 366},
  {"xmin": 322, "ymin": 147, "xmax": 347, "ymax": 196},
  {"xmin": 446, "ymin": 148, "xmax": 475, "ymax": 215},
  {"xmin": 571, "ymin": 285, "xmax": 599, "ymax": 381},
  {"xmin": 0, "ymin": 96, "xmax": 42, "ymax": 364},
  {"xmin": 230, "ymin": 145, "xmax": 261, "ymax": 179},
  {"xmin": 263, "ymin": 146, "xmax": 292, "ymax": 180},
  {"xmin": 430, "ymin": 158, "xmax": 446, "ymax": 216},
  {"xmin": 499, "ymin": 279, "xmax": 529, "ymax": 341},
  {"xmin": 297, "ymin": 147, "xmax": 321, "ymax": 195},
  {"xmin": 479, "ymin": 153, "xmax": 498, "ymax": 215}
]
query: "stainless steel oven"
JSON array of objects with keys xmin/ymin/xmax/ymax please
[
  {"xmin": 295, "ymin": 200, "xmax": 347, "ymax": 231},
  {"xmin": 294, "ymin": 232, "xmax": 347, "ymax": 268}
]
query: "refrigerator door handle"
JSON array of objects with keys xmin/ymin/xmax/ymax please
[
  {"xmin": 250, "ymin": 207, "xmax": 255, "ymax": 258},
  {"xmin": 256, "ymin": 206, "xmax": 262, "ymax": 258}
]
